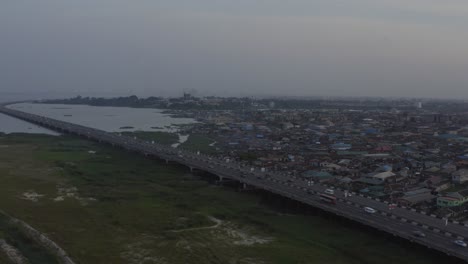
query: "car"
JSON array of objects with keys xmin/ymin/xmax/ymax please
[
  {"xmin": 364, "ymin": 207, "xmax": 376, "ymax": 214},
  {"xmin": 324, "ymin": 189, "xmax": 334, "ymax": 195},
  {"xmin": 454, "ymin": 240, "xmax": 467, "ymax": 247},
  {"xmin": 412, "ymin": 231, "xmax": 426, "ymax": 238}
]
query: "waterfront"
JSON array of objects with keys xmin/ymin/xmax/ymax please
[
  {"xmin": 0, "ymin": 113, "xmax": 57, "ymax": 135},
  {"xmin": 2, "ymin": 103, "xmax": 196, "ymax": 145},
  {"xmin": 6, "ymin": 103, "xmax": 196, "ymax": 133}
]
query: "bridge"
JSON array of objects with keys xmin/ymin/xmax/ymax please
[{"xmin": 1, "ymin": 103, "xmax": 468, "ymax": 262}]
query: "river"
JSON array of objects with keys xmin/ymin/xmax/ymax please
[{"xmin": 1, "ymin": 103, "xmax": 196, "ymax": 144}]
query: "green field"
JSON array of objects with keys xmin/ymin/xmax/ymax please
[{"xmin": 0, "ymin": 134, "xmax": 460, "ymax": 264}]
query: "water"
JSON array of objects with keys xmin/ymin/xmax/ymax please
[
  {"xmin": 2, "ymin": 103, "xmax": 196, "ymax": 136},
  {"xmin": 0, "ymin": 113, "xmax": 58, "ymax": 135}
]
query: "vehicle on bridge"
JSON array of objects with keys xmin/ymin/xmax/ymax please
[
  {"xmin": 319, "ymin": 193, "xmax": 337, "ymax": 204},
  {"xmin": 412, "ymin": 230, "xmax": 426, "ymax": 238},
  {"xmin": 364, "ymin": 207, "xmax": 376, "ymax": 214},
  {"xmin": 454, "ymin": 240, "xmax": 467, "ymax": 247},
  {"xmin": 324, "ymin": 189, "xmax": 334, "ymax": 195}
]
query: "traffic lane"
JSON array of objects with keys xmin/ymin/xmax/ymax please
[
  {"xmin": 347, "ymin": 194, "xmax": 468, "ymax": 237},
  {"xmin": 290, "ymin": 179, "xmax": 468, "ymax": 238},
  {"xmin": 274, "ymin": 182, "xmax": 468, "ymax": 258},
  {"xmin": 332, "ymin": 198, "xmax": 468, "ymax": 258}
]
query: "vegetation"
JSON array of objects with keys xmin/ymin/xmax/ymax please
[{"xmin": 0, "ymin": 133, "xmax": 463, "ymax": 263}]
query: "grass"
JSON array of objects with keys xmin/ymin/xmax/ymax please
[
  {"xmin": 0, "ymin": 133, "xmax": 463, "ymax": 264},
  {"xmin": 0, "ymin": 252, "xmax": 11, "ymax": 264}
]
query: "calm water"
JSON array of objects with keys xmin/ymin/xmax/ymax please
[
  {"xmin": 0, "ymin": 113, "xmax": 58, "ymax": 135},
  {"xmin": 2, "ymin": 103, "xmax": 196, "ymax": 135}
]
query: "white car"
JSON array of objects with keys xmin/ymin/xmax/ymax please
[
  {"xmin": 324, "ymin": 189, "xmax": 334, "ymax": 195},
  {"xmin": 454, "ymin": 240, "xmax": 467, "ymax": 247},
  {"xmin": 364, "ymin": 207, "xmax": 376, "ymax": 214}
]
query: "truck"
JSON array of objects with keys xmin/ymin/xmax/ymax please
[{"xmin": 319, "ymin": 193, "xmax": 337, "ymax": 205}]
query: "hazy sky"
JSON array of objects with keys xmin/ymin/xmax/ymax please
[{"xmin": 2, "ymin": 0, "xmax": 468, "ymax": 99}]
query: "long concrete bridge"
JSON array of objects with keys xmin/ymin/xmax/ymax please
[{"xmin": 1, "ymin": 103, "xmax": 468, "ymax": 262}]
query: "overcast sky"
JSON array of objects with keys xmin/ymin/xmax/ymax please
[{"xmin": 2, "ymin": 0, "xmax": 468, "ymax": 99}]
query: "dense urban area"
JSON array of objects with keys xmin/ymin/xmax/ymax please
[{"xmin": 46, "ymin": 95, "xmax": 468, "ymax": 222}]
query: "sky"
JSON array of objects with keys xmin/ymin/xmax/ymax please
[{"xmin": 1, "ymin": 0, "xmax": 468, "ymax": 99}]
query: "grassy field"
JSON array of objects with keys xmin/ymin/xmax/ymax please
[{"xmin": 0, "ymin": 133, "xmax": 461, "ymax": 264}]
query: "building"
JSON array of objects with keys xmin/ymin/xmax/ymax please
[
  {"xmin": 398, "ymin": 188, "xmax": 435, "ymax": 206},
  {"xmin": 437, "ymin": 190, "xmax": 468, "ymax": 207},
  {"xmin": 452, "ymin": 169, "xmax": 468, "ymax": 184},
  {"xmin": 356, "ymin": 171, "xmax": 396, "ymax": 185}
]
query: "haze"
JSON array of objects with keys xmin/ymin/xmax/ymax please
[{"xmin": 2, "ymin": 0, "xmax": 468, "ymax": 99}]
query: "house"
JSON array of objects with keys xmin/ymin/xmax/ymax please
[
  {"xmin": 331, "ymin": 143, "xmax": 352, "ymax": 151},
  {"xmin": 356, "ymin": 171, "xmax": 396, "ymax": 185},
  {"xmin": 398, "ymin": 193, "xmax": 436, "ymax": 206},
  {"xmin": 452, "ymin": 169, "xmax": 468, "ymax": 184},
  {"xmin": 437, "ymin": 189, "xmax": 468, "ymax": 207},
  {"xmin": 301, "ymin": 170, "xmax": 333, "ymax": 181}
]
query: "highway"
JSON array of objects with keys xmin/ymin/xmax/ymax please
[{"xmin": 1, "ymin": 104, "xmax": 468, "ymax": 262}]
